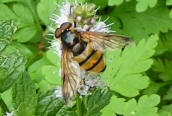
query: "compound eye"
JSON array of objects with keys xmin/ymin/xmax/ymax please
[
  {"xmin": 60, "ymin": 22, "xmax": 72, "ymax": 30},
  {"xmin": 55, "ymin": 28, "xmax": 62, "ymax": 38}
]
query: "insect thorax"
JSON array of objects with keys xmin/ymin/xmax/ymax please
[{"xmin": 61, "ymin": 30, "xmax": 86, "ymax": 56}]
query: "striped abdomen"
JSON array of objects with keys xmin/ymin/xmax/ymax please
[{"xmin": 73, "ymin": 43, "xmax": 106, "ymax": 73}]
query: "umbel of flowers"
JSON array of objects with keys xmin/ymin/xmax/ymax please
[{"xmin": 50, "ymin": 1, "xmax": 113, "ymax": 99}]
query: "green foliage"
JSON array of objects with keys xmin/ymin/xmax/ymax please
[
  {"xmin": 102, "ymin": 94, "xmax": 160, "ymax": 116},
  {"xmin": 0, "ymin": 0, "xmax": 172, "ymax": 116},
  {"xmin": 12, "ymin": 72, "xmax": 37, "ymax": 116},
  {"xmin": 83, "ymin": 87, "xmax": 112, "ymax": 116},
  {"xmin": 35, "ymin": 89, "xmax": 64, "ymax": 116},
  {"xmin": 136, "ymin": 0, "xmax": 157, "ymax": 12},
  {"xmin": 0, "ymin": 43, "xmax": 27, "ymax": 92},
  {"xmin": 103, "ymin": 35, "xmax": 158, "ymax": 97},
  {"xmin": 0, "ymin": 20, "xmax": 19, "ymax": 40}
]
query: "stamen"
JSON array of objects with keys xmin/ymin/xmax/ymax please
[
  {"xmin": 46, "ymin": 33, "xmax": 54, "ymax": 37},
  {"xmin": 95, "ymin": 6, "xmax": 100, "ymax": 12},
  {"xmin": 104, "ymin": 22, "xmax": 114, "ymax": 27},
  {"xmin": 49, "ymin": 18, "xmax": 56, "ymax": 22},
  {"xmin": 103, "ymin": 17, "xmax": 109, "ymax": 22}
]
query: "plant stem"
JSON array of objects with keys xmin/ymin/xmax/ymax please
[{"xmin": 77, "ymin": 94, "xmax": 82, "ymax": 116}]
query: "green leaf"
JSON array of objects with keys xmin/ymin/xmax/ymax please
[
  {"xmin": 35, "ymin": 89, "xmax": 64, "ymax": 116},
  {"xmin": 13, "ymin": 25, "xmax": 42, "ymax": 43},
  {"xmin": 158, "ymin": 110, "xmax": 172, "ymax": 116},
  {"xmin": 108, "ymin": 0, "xmax": 131, "ymax": 6},
  {"xmin": 0, "ymin": 46, "xmax": 27, "ymax": 92},
  {"xmin": 163, "ymin": 86, "xmax": 172, "ymax": 100},
  {"xmin": 166, "ymin": 0, "xmax": 172, "ymax": 5},
  {"xmin": 102, "ymin": 94, "xmax": 160, "ymax": 116},
  {"xmin": 0, "ymin": 0, "xmax": 23, "ymax": 3},
  {"xmin": 37, "ymin": 0, "xmax": 57, "ymax": 25},
  {"xmin": 136, "ymin": 0, "xmax": 157, "ymax": 12},
  {"xmin": 108, "ymin": 0, "xmax": 123, "ymax": 6},
  {"xmin": 103, "ymin": 35, "xmax": 158, "ymax": 97},
  {"xmin": 1, "ymin": 89, "xmax": 13, "ymax": 111},
  {"xmin": 152, "ymin": 59, "xmax": 172, "ymax": 81},
  {"xmin": 0, "ymin": 4, "xmax": 17, "ymax": 20},
  {"xmin": 83, "ymin": 87, "xmax": 112, "ymax": 116},
  {"xmin": 90, "ymin": 0, "xmax": 107, "ymax": 10},
  {"xmin": 124, "ymin": 94, "xmax": 160, "ymax": 116},
  {"xmin": 0, "ymin": 40, "xmax": 8, "ymax": 52},
  {"xmin": 38, "ymin": 79, "xmax": 56, "ymax": 93},
  {"xmin": 142, "ymin": 81, "xmax": 171, "ymax": 95},
  {"xmin": 101, "ymin": 96, "xmax": 124, "ymax": 116},
  {"xmin": 12, "ymin": 3, "xmax": 34, "ymax": 24},
  {"xmin": 112, "ymin": 2, "xmax": 172, "ymax": 42},
  {"xmin": 0, "ymin": 20, "xmax": 19, "ymax": 40},
  {"xmin": 169, "ymin": 10, "xmax": 172, "ymax": 18},
  {"xmin": 56, "ymin": 106, "xmax": 77, "ymax": 116},
  {"xmin": 154, "ymin": 32, "xmax": 172, "ymax": 56},
  {"xmin": 58, "ymin": 0, "xmax": 85, "ymax": 4},
  {"xmin": 28, "ymin": 58, "xmax": 45, "ymax": 81},
  {"xmin": 46, "ymin": 49, "xmax": 60, "ymax": 66},
  {"xmin": 42, "ymin": 65, "xmax": 61, "ymax": 85},
  {"xmin": 12, "ymin": 42, "xmax": 39, "ymax": 57},
  {"xmin": 161, "ymin": 104, "xmax": 172, "ymax": 115},
  {"xmin": 12, "ymin": 72, "xmax": 37, "ymax": 116}
]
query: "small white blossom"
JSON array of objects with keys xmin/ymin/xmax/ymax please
[
  {"xmin": 54, "ymin": 86, "xmax": 62, "ymax": 98},
  {"xmin": 78, "ymin": 84, "xmax": 90, "ymax": 95},
  {"xmin": 54, "ymin": 2, "xmax": 71, "ymax": 27},
  {"xmin": 85, "ymin": 75, "xmax": 105, "ymax": 87},
  {"xmin": 89, "ymin": 21, "xmax": 114, "ymax": 33},
  {"xmin": 50, "ymin": 40, "xmax": 62, "ymax": 58},
  {"xmin": 76, "ymin": 16, "xmax": 82, "ymax": 21},
  {"xmin": 6, "ymin": 112, "xmax": 14, "ymax": 116}
]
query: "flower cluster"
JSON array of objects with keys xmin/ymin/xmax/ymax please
[
  {"xmin": 51, "ymin": 1, "xmax": 109, "ymax": 97},
  {"xmin": 50, "ymin": 1, "xmax": 114, "ymax": 34},
  {"xmin": 77, "ymin": 70, "xmax": 105, "ymax": 96}
]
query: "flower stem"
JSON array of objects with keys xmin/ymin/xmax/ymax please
[{"xmin": 77, "ymin": 93, "xmax": 82, "ymax": 116}]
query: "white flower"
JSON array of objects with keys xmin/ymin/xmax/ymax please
[
  {"xmin": 89, "ymin": 19, "xmax": 115, "ymax": 33},
  {"xmin": 78, "ymin": 84, "xmax": 90, "ymax": 95},
  {"xmin": 6, "ymin": 112, "xmax": 14, "ymax": 116},
  {"xmin": 54, "ymin": 86, "xmax": 63, "ymax": 98},
  {"xmin": 51, "ymin": 1, "xmax": 71, "ymax": 27},
  {"xmin": 85, "ymin": 75, "xmax": 105, "ymax": 87},
  {"xmin": 50, "ymin": 1, "xmax": 114, "ymax": 33},
  {"xmin": 49, "ymin": 40, "xmax": 62, "ymax": 58}
]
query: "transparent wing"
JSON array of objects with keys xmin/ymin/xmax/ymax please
[
  {"xmin": 81, "ymin": 31, "xmax": 133, "ymax": 51},
  {"xmin": 61, "ymin": 49, "xmax": 81, "ymax": 104}
]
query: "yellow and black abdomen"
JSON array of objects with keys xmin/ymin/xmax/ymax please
[{"xmin": 73, "ymin": 43, "xmax": 106, "ymax": 73}]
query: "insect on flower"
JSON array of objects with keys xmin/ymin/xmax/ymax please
[{"xmin": 53, "ymin": 2, "xmax": 133, "ymax": 104}]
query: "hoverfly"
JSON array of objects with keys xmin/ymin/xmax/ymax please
[{"xmin": 55, "ymin": 22, "xmax": 132, "ymax": 104}]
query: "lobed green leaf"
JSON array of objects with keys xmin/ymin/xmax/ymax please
[
  {"xmin": 152, "ymin": 59, "xmax": 172, "ymax": 81},
  {"xmin": 111, "ymin": 1, "xmax": 172, "ymax": 42},
  {"xmin": 136, "ymin": 0, "xmax": 157, "ymax": 12},
  {"xmin": 102, "ymin": 94, "xmax": 160, "ymax": 116},
  {"xmin": 103, "ymin": 35, "xmax": 158, "ymax": 97}
]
